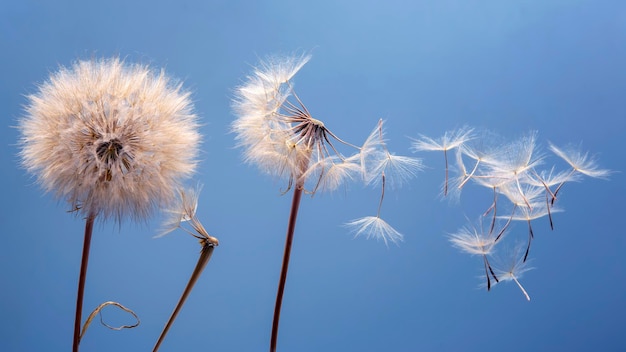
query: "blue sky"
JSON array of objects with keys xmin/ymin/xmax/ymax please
[{"xmin": 2, "ymin": 1, "xmax": 625, "ymax": 351}]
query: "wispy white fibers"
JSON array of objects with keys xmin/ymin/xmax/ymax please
[
  {"xmin": 414, "ymin": 127, "xmax": 611, "ymax": 298},
  {"xmin": 19, "ymin": 57, "xmax": 201, "ymax": 221}
]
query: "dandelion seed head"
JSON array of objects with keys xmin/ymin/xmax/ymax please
[
  {"xmin": 233, "ymin": 54, "xmax": 314, "ymax": 180},
  {"xmin": 19, "ymin": 57, "xmax": 200, "ymax": 221},
  {"xmin": 232, "ymin": 53, "xmax": 364, "ymax": 194}
]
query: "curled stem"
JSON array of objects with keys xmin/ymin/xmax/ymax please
[{"xmin": 81, "ymin": 301, "xmax": 140, "ymax": 340}]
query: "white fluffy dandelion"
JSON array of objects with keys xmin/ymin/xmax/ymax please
[
  {"xmin": 19, "ymin": 57, "xmax": 200, "ymax": 221},
  {"xmin": 18, "ymin": 57, "xmax": 200, "ymax": 352},
  {"xmin": 232, "ymin": 53, "xmax": 362, "ymax": 194}
]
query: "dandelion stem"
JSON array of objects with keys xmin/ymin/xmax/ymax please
[
  {"xmin": 482, "ymin": 256, "xmax": 492, "ymax": 290},
  {"xmin": 270, "ymin": 181, "xmax": 304, "ymax": 352},
  {"xmin": 489, "ymin": 186, "xmax": 498, "ymax": 235},
  {"xmin": 73, "ymin": 211, "xmax": 96, "ymax": 352},
  {"xmin": 495, "ymin": 204, "xmax": 515, "ymax": 243},
  {"xmin": 523, "ymin": 219, "xmax": 534, "ymax": 262},
  {"xmin": 545, "ymin": 192, "xmax": 554, "ymax": 230},
  {"xmin": 552, "ymin": 168, "xmax": 576, "ymax": 205},
  {"xmin": 153, "ymin": 241, "xmax": 216, "ymax": 352}
]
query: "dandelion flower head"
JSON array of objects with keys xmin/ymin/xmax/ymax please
[
  {"xmin": 19, "ymin": 57, "xmax": 201, "ymax": 221},
  {"xmin": 232, "ymin": 54, "xmax": 363, "ymax": 193}
]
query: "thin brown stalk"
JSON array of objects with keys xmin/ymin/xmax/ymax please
[
  {"xmin": 270, "ymin": 181, "xmax": 304, "ymax": 352},
  {"xmin": 73, "ymin": 211, "xmax": 96, "ymax": 352},
  {"xmin": 376, "ymin": 173, "xmax": 387, "ymax": 217},
  {"xmin": 484, "ymin": 186, "xmax": 498, "ymax": 235},
  {"xmin": 523, "ymin": 219, "xmax": 534, "ymax": 262},
  {"xmin": 495, "ymin": 204, "xmax": 516, "ymax": 243},
  {"xmin": 552, "ymin": 169, "xmax": 576, "ymax": 205},
  {"xmin": 482, "ymin": 255, "xmax": 499, "ymax": 290},
  {"xmin": 545, "ymin": 192, "xmax": 554, "ymax": 230},
  {"xmin": 153, "ymin": 241, "xmax": 216, "ymax": 352}
]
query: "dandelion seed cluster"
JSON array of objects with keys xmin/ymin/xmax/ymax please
[
  {"xmin": 413, "ymin": 128, "xmax": 611, "ymax": 299},
  {"xmin": 232, "ymin": 54, "xmax": 422, "ymax": 244},
  {"xmin": 231, "ymin": 54, "xmax": 356, "ymax": 192},
  {"xmin": 19, "ymin": 57, "xmax": 201, "ymax": 221}
]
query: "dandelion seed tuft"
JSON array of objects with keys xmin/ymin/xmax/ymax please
[
  {"xmin": 492, "ymin": 244, "xmax": 534, "ymax": 301},
  {"xmin": 345, "ymin": 216, "xmax": 404, "ymax": 246},
  {"xmin": 548, "ymin": 142, "xmax": 612, "ymax": 179}
]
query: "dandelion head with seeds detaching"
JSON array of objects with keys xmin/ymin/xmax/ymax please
[{"xmin": 19, "ymin": 57, "xmax": 201, "ymax": 221}]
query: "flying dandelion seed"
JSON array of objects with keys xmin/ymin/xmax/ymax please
[
  {"xmin": 18, "ymin": 57, "xmax": 200, "ymax": 351},
  {"xmin": 491, "ymin": 244, "xmax": 534, "ymax": 301},
  {"xmin": 486, "ymin": 131, "xmax": 544, "ymax": 210},
  {"xmin": 449, "ymin": 217, "xmax": 502, "ymax": 290},
  {"xmin": 498, "ymin": 185, "xmax": 563, "ymax": 262},
  {"xmin": 417, "ymin": 127, "xmax": 610, "ymax": 299},
  {"xmin": 548, "ymin": 142, "xmax": 612, "ymax": 203},
  {"xmin": 411, "ymin": 126, "xmax": 474, "ymax": 196}
]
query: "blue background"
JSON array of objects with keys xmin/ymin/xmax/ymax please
[{"xmin": 1, "ymin": 1, "xmax": 625, "ymax": 351}]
